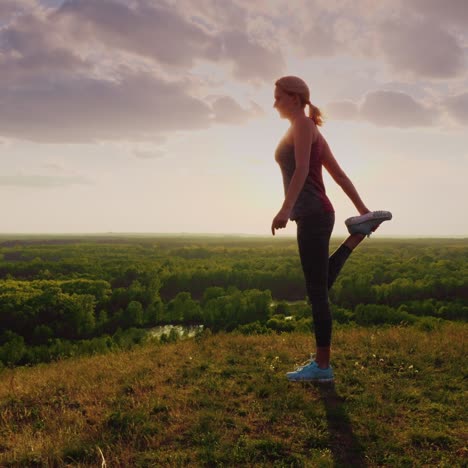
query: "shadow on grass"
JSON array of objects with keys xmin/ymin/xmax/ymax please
[{"xmin": 317, "ymin": 383, "xmax": 367, "ymax": 467}]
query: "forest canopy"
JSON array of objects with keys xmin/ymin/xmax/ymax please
[{"xmin": 0, "ymin": 236, "xmax": 466, "ymax": 367}]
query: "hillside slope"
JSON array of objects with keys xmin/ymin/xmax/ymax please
[{"xmin": 0, "ymin": 323, "xmax": 466, "ymax": 467}]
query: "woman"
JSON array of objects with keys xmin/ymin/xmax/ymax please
[{"xmin": 271, "ymin": 76, "xmax": 391, "ymax": 383}]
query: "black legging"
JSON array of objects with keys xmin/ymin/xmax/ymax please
[{"xmin": 296, "ymin": 212, "xmax": 352, "ymax": 347}]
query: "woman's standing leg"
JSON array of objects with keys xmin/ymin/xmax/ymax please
[{"xmin": 296, "ymin": 212, "xmax": 334, "ymax": 369}]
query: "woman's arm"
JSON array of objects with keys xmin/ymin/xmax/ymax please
[
  {"xmin": 322, "ymin": 149, "xmax": 369, "ymax": 215},
  {"xmin": 271, "ymin": 118, "xmax": 313, "ymax": 235}
]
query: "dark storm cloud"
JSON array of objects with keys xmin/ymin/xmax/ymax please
[{"xmin": 327, "ymin": 91, "xmax": 438, "ymax": 128}]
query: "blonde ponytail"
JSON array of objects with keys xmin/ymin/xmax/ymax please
[{"xmin": 307, "ymin": 101, "xmax": 324, "ymax": 127}]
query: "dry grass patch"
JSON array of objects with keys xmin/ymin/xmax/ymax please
[{"xmin": 0, "ymin": 323, "xmax": 466, "ymax": 466}]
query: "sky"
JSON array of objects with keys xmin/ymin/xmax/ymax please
[{"xmin": 0, "ymin": 0, "xmax": 467, "ymax": 237}]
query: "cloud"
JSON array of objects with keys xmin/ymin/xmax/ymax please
[
  {"xmin": 0, "ymin": 0, "xmax": 36, "ymax": 19},
  {"xmin": 221, "ymin": 30, "xmax": 285, "ymax": 81},
  {"xmin": 55, "ymin": 0, "xmax": 284, "ymax": 81},
  {"xmin": 360, "ymin": 91, "xmax": 436, "ymax": 127},
  {"xmin": 327, "ymin": 90, "xmax": 438, "ymax": 128},
  {"xmin": 445, "ymin": 92, "xmax": 468, "ymax": 125},
  {"xmin": 0, "ymin": 0, "xmax": 286, "ymax": 143},
  {"xmin": 133, "ymin": 149, "xmax": 165, "ymax": 159},
  {"xmin": 55, "ymin": 0, "xmax": 221, "ymax": 68},
  {"xmin": 0, "ymin": 174, "xmax": 92, "ymax": 187},
  {"xmin": 1, "ymin": 0, "xmax": 466, "ymax": 145},
  {"xmin": 407, "ymin": 0, "xmax": 468, "ymax": 29},
  {"xmin": 0, "ymin": 11, "xmax": 88, "ymax": 85},
  {"xmin": 211, "ymin": 96, "xmax": 258, "ymax": 124},
  {"xmin": 281, "ymin": 0, "xmax": 467, "ymax": 79},
  {"xmin": 50, "ymin": 0, "xmax": 466, "ymax": 86},
  {"xmin": 377, "ymin": 17, "xmax": 465, "ymax": 79},
  {"xmin": 0, "ymin": 3, "xmax": 268, "ymax": 144},
  {"xmin": 299, "ymin": 16, "xmax": 342, "ymax": 58},
  {"xmin": 0, "ymin": 71, "xmax": 214, "ymax": 142}
]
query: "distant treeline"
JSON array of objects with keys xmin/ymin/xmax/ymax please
[{"xmin": 0, "ymin": 237, "xmax": 466, "ymax": 367}]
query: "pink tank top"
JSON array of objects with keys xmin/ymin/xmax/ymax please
[{"xmin": 275, "ymin": 129, "xmax": 334, "ymax": 220}]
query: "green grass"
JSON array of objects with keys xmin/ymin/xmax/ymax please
[{"xmin": 0, "ymin": 323, "xmax": 466, "ymax": 467}]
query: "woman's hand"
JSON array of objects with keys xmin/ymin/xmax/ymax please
[
  {"xmin": 359, "ymin": 207, "xmax": 381, "ymax": 233},
  {"xmin": 271, "ymin": 208, "xmax": 291, "ymax": 235}
]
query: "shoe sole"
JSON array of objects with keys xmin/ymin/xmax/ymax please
[
  {"xmin": 286, "ymin": 376, "xmax": 334, "ymax": 383},
  {"xmin": 345, "ymin": 211, "xmax": 392, "ymax": 227},
  {"xmin": 345, "ymin": 211, "xmax": 392, "ymax": 236}
]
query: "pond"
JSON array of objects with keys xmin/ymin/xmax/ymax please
[{"xmin": 147, "ymin": 324, "xmax": 204, "ymax": 340}]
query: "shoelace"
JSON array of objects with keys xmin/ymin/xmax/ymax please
[{"xmin": 294, "ymin": 356, "xmax": 316, "ymax": 371}]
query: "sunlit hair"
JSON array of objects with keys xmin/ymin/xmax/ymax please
[{"xmin": 275, "ymin": 76, "xmax": 324, "ymax": 126}]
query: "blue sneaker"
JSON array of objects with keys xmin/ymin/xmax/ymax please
[
  {"xmin": 288, "ymin": 354, "xmax": 314, "ymax": 372},
  {"xmin": 345, "ymin": 210, "xmax": 392, "ymax": 236},
  {"xmin": 286, "ymin": 361, "xmax": 334, "ymax": 382}
]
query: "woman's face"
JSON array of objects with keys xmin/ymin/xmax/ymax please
[{"xmin": 273, "ymin": 86, "xmax": 297, "ymax": 119}]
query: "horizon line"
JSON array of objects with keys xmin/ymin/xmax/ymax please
[{"xmin": 0, "ymin": 232, "xmax": 467, "ymax": 240}]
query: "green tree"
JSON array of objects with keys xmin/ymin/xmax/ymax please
[
  {"xmin": 32, "ymin": 325, "xmax": 54, "ymax": 345},
  {"xmin": 166, "ymin": 292, "xmax": 201, "ymax": 324},
  {"xmin": 125, "ymin": 301, "xmax": 144, "ymax": 327},
  {"xmin": 0, "ymin": 332, "xmax": 26, "ymax": 365},
  {"xmin": 144, "ymin": 298, "xmax": 164, "ymax": 325}
]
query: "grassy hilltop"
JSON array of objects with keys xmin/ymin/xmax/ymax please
[{"xmin": 0, "ymin": 323, "xmax": 466, "ymax": 467}]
